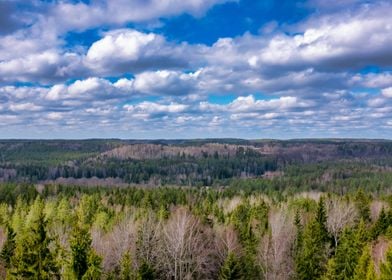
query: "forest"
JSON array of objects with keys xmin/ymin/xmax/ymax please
[
  {"xmin": 1, "ymin": 139, "xmax": 392, "ymax": 279},
  {"xmin": 1, "ymin": 139, "xmax": 392, "ymax": 186}
]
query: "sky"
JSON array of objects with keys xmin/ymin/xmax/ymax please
[{"xmin": 0, "ymin": 0, "xmax": 392, "ymax": 139}]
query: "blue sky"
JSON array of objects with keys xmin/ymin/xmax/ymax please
[{"xmin": 0, "ymin": 0, "xmax": 391, "ymax": 139}]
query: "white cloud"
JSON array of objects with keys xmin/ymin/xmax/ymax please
[
  {"xmin": 382, "ymin": 87, "xmax": 392, "ymax": 98},
  {"xmin": 227, "ymin": 95, "xmax": 314, "ymax": 113},
  {"xmin": 68, "ymin": 78, "xmax": 110, "ymax": 95},
  {"xmin": 51, "ymin": 0, "xmax": 233, "ymax": 32},
  {"xmin": 133, "ymin": 70, "xmax": 197, "ymax": 95},
  {"xmin": 256, "ymin": 5, "xmax": 392, "ymax": 70},
  {"xmin": 1, "ymin": 0, "xmax": 392, "ymax": 138},
  {"xmin": 9, "ymin": 102, "xmax": 42, "ymax": 112},
  {"xmin": 85, "ymin": 29, "xmax": 193, "ymax": 75},
  {"xmin": 86, "ymin": 30, "xmax": 159, "ymax": 62},
  {"xmin": 124, "ymin": 102, "xmax": 189, "ymax": 114}
]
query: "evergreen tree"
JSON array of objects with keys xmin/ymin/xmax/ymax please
[
  {"xmin": 353, "ymin": 245, "xmax": 376, "ymax": 280},
  {"xmin": 10, "ymin": 198, "xmax": 59, "ymax": 279},
  {"xmin": 332, "ymin": 227, "xmax": 364, "ymax": 280},
  {"xmin": 354, "ymin": 189, "xmax": 371, "ymax": 222},
  {"xmin": 137, "ymin": 261, "xmax": 155, "ymax": 280},
  {"xmin": 120, "ymin": 252, "xmax": 135, "ymax": 280},
  {"xmin": 81, "ymin": 251, "xmax": 102, "ymax": 280},
  {"xmin": 296, "ymin": 219, "xmax": 328, "ymax": 280},
  {"xmin": 315, "ymin": 197, "xmax": 329, "ymax": 242},
  {"xmin": 219, "ymin": 252, "xmax": 244, "ymax": 280},
  {"xmin": 70, "ymin": 224, "xmax": 92, "ymax": 279},
  {"xmin": 372, "ymin": 207, "xmax": 390, "ymax": 239},
  {"xmin": 0, "ymin": 224, "xmax": 16, "ymax": 269},
  {"xmin": 294, "ymin": 209, "xmax": 303, "ymax": 257},
  {"xmin": 322, "ymin": 258, "xmax": 337, "ymax": 280}
]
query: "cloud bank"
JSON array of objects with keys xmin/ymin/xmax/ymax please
[{"xmin": 0, "ymin": 0, "xmax": 391, "ymax": 138}]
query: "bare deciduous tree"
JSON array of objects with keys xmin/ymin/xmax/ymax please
[
  {"xmin": 257, "ymin": 208, "xmax": 295, "ymax": 280},
  {"xmin": 157, "ymin": 208, "xmax": 216, "ymax": 280},
  {"xmin": 372, "ymin": 237, "xmax": 390, "ymax": 274},
  {"xmin": 135, "ymin": 211, "xmax": 161, "ymax": 267},
  {"xmin": 92, "ymin": 216, "xmax": 136, "ymax": 272},
  {"xmin": 214, "ymin": 225, "xmax": 242, "ymax": 265},
  {"xmin": 371, "ymin": 200, "xmax": 388, "ymax": 222},
  {"xmin": 326, "ymin": 198, "xmax": 358, "ymax": 247}
]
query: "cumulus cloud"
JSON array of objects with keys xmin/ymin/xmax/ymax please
[
  {"xmin": 382, "ymin": 87, "xmax": 392, "ymax": 98},
  {"xmin": 85, "ymin": 29, "xmax": 195, "ymax": 75},
  {"xmin": 1, "ymin": 0, "xmax": 392, "ymax": 138},
  {"xmin": 0, "ymin": 50, "xmax": 83, "ymax": 84},
  {"xmin": 51, "ymin": 0, "xmax": 234, "ymax": 32},
  {"xmin": 124, "ymin": 101, "xmax": 189, "ymax": 117},
  {"xmin": 257, "ymin": 3, "xmax": 392, "ymax": 71}
]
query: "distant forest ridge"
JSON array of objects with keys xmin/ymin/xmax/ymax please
[{"xmin": 0, "ymin": 139, "xmax": 392, "ymax": 186}]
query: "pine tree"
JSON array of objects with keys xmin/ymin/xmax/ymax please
[
  {"xmin": 81, "ymin": 251, "xmax": 102, "ymax": 280},
  {"xmin": 219, "ymin": 252, "xmax": 244, "ymax": 280},
  {"xmin": 120, "ymin": 252, "xmax": 135, "ymax": 280},
  {"xmin": 294, "ymin": 209, "xmax": 303, "ymax": 257},
  {"xmin": 70, "ymin": 224, "xmax": 92, "ymax": 279},
  {"xmin": 315, "ymin": 197, "xmax": 329, "ymax": 242},
  {"xmin": 137, "ymin": 261, "xmax": 155, "ymax": 280},
  {"xmin": 10, "ymin": 198, "xmax": 59, "ymax": 279},
  {"xmin": 372, "ymin": 207, "xmax": 390, "ymax": 239},
  {"xmin": 353, "ymin": 246, "xmax": 376, "ymax": 280},
  {"xmin": 354, "ymin": 189, "xmax": 371, "ymax": 222},
  {"xmin": 322, "ymin": 258, "xmax": 337, "ymax": 280},
  {"xmin": 0, "ymin": 224, "xmax": 16, "ymax": 268},
  {"xmin": 332, "ymin": 227, "xmax": 364, "ymax": 280},
  {"xmin": 296, "ymin": 219, "xmax": 328, "ymax": 280}
]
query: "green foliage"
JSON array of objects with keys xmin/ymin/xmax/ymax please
[
  {"xmin": 354, "ymin": 189, "xmax": 371, "ymax": 222},
  {"xmin": 372, "ymin": 207, "xmax": 392, "ymax": 239},
  {"xmin": 2, "ymin": 167, "xmax": 392, "ymax": 280},
  {"xmin": 0, "ymin": 225, "xmax": 16, "ymax": 268},
  {"xmin": 219, "ymin": 253, "xmax": 244, "ymax": 280},
  {"xmin": 229, "ymin": 200, "xmax": 268, "ymax": 247},
  {"xmin": 137, "ymin": 261, "xmax": 155, "ymax": 280},
  {"xmin": 9, "ymin": 198, "xmax": 59, "ymax": 279},
  {"xmin": 294, "ymin": 209, "xmax": 303, "ymax": 257},
  {"xmin": 315, "ymin": 197, "xmax": 329, "ymax": 242},
  {"xmin": 81, "ymin": 251, "xmax": 102, "ymax": 280},
  {"xmin": 70, "ymin": 223, "xmax": 92, "ymax": 279},
  {"xmin": 0, "ymin": 184, "xmax": 38, "ymax": 205},
  {"xmin": 296, "ymin": 205, "xmax": 329, "ymax": 280},
  {"xmin": 353, "ymin": 245, "xmax": 376, "ymax": 280},
  {"xmin": 331, "ymin": 227, "xmax": 365, "ymax": 280},
  {"xmin": 119, "ymin": 252, "xmax": 135, "ymax": 280}
]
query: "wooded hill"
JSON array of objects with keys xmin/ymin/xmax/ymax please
[{"xmin": 0, "ymin": 139, "xmax": 391, "ymax": 186}]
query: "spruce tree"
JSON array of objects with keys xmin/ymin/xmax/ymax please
[
  {"xmin": 332, "ymin": 227, "xmax": 364, "ymax": 280},
  {"xmin": 296, "ymin": 199, "xmax": 330, "ymax": 280},
  {"xmin": 120, "ymin": 252, "xmax": 135, "ymax": 280},
  {"xmin": 296, "ymin": 219, "xmax": 328, "ymax": 280},
  {"xmin": 81, "ymin": 251, "xmax": 102, "ymax": 280},
  {"xmin": 294, "ymin": 209, "xmax": 303, "ymax": 257},
  {"xmin": 380, "ymin": 245, "xmax": 392, "ymax": 280},
  {"xmin": 219, "ymin": 252, "xmax": 244, "ymax": 280},
  {"xmin": 354, "ymin": 189, "xmax": 371, "ymax": 222},
  {"xmin": 0, "ymin": 224, "xmax": 16, "ymax": 269},
  {"xmin": 10, "ymin": 198, "xmax": 59, "ymax": 279},
  {"xmin": 137, "ymin": 261, "xmax": 155, "ymax": 280},
  {"xmin": 70, "ymin": 223, "xmax": 92, "ymax": 279},
  {"xmin": 315, "ymin": 197, "xmax": 329, "ymax": 242},
  {"xmin": 353, "ymin": 246, "xmax": 376, "ymax": 280},
  {"xmin": 372, "ymin": 207, "xmax": 390, "ymax": 239},
  {"xmin": 322, "ymin": 258, "xmax": 337, "ymax": 280}
]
